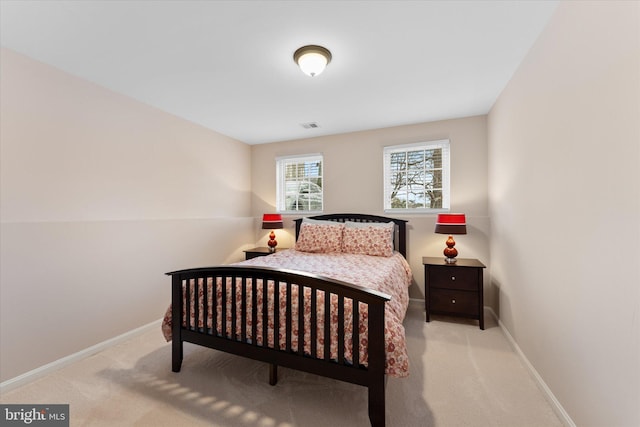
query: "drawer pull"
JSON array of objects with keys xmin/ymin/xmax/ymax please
[
  {"xmin": 452, "ymin": 299, "xmax": 456, "ymax": 304},
  {"xmin": 451, "ymin": 276, "xmax": 456, "ymax": 281}
]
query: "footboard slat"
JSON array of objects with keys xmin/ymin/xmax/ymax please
[
  {"xmin": 353, "ymin": 300, "xmax": 360, "ymax": 367},
  {"xmin": 222, "ymin": 275, "xmax": 228, "ymax": 338},
  {"xmin": 185, "ymin": 279, "xmax": 191, "ymax": 330},
  {"xmin": 324, "ymin": 292, "xmax": 331, "ymax": 361},
  {"xmin": 203, "ymin": 277, "xmax": 209, "ymax": 334},
  {"xmin": 297, "ymin": 284, "xmax": 304, "ymax": 356},
  {"xmin": 194, "ymin": 278, "xmax": 200, "ymax": 332},
  {"xmin": 286, "ymin": 282, "xmax": 292, "ymax": 352},
  {"xmin": 338, "ymin": 296, "xmax": 345, "ymax": 364},
  {"xmin": 310, "ymin": 289, "xmax": 317, "ymax": 358},
  {"xmin": 274, "ymin": 277, "xmax": 280, "ymax": 349},
  {"xmin": 212, "ymin": 276, "xmax": 218, "ymax": 337},
  {"xmin": 241, "ymin": 277, "xmax": 247, "ymax": 342},
  {"xmin": 251, "ymin": 275, "xmax": 257, "ymax": 345},
  {"xmin": 262, "ymin": 278, "xmax": 268, "ymax": 347},
  {"xmin": 231, "ymin": 276, "xmax": 238, "ymax": 341}
]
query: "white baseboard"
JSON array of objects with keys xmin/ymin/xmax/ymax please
[
  {"xmin": 486, "ymin": 307, "xmax": 576, "ymax": 427},
  {"xmin": 0, "ymin": 318, "xmax": 163, "ymax": 393}
]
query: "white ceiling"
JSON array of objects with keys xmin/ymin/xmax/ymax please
[{"xmin": 0, "ymin": 1, "xmax": 558, "ymax": 145}]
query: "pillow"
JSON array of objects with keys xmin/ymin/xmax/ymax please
[
  {"xmin": 344, "ymin": 221, "xmax": 395, "ymax": 245},
  {"xmin": 342, "ymin": 221, "xmax": 395, "ymax": 257},
  {"xmin": 295, "ymin": 222, "xmax": 345, "ymax": 253},
  {"xmin": 302, "ymin": 217, "xmax": 338, "ymax": 225}
]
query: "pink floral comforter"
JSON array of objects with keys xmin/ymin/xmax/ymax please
[{"xmin": 161, "ymin": 249, "xmax": 412, "ymax": 377}]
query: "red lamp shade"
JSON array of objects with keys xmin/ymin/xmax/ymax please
[
  {"xmin": 261, "ymin": 214, "xmax": 283, "ymax": 230},
  {"xmin": 434, "ymin": 213, "xmax": 466, "ymax": 263},
  {"xmin": 262, "ymin": 214, "xmax": 283, "ymax": 252},
  {"xmin": 434, "ymin": 213, "xmax": 467, "ymax": 235}
]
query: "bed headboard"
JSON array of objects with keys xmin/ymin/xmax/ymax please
[{"xmin": 293, "ymin": 213, "xmax": 408, "ymax": 258}]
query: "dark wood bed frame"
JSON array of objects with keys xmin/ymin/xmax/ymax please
[{"xmin": 167, "ymin": 213, "xmax": 407, "ymax": 427}]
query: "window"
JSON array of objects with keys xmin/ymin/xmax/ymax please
[
  {"xmin": 383, "ymin": 140, "xmax": 450, "ymax": 212},
  {"xmin": 276, "ymin": 154, "xmax": 323, "ymax": 213}
]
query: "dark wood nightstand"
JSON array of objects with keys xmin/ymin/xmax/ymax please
[
  {"xmin": 423, "ymin": 257, "xmax": 486, "ymax": 330},
  {"xmin": 244, "ymin": 247, "xmax": 287, "ymax": 260}
]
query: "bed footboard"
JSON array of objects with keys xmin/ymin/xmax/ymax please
[{"xmin": 166, "ymin": 265, "xmax": 390, "ymax": 427}]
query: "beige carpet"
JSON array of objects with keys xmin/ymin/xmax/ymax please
[{"xmin": 1, "ymin": 304, "xmax": 563, "ymax": 426}]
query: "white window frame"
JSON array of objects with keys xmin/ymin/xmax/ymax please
[
  {"xmin": 383, "ymin": 140, "xmax": 450, "ymax": 213},
  {"xmin": 276, "ymin": 153, "xmax": 324, "ymax": 214}
]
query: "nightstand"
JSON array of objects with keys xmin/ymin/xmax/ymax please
[
  {"xmin": 244, "ymin": 247, "xmax": 287, "ymax": 260},
  {"xmin": 423, "ymin": 257, "xmax": 486, "ymax": 330}
]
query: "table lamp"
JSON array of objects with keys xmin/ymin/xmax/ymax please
[
  {"xmin": 262, "ymin": 214, "xmax": 284, "ymax": 252},
  {"xmin": 434, "ymin": 213, "xmax": 467, "ymax": 263}
]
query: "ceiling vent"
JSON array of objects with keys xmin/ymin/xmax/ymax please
[{"xmin": 301, "ymin": 122, "xmax": 319, "ymax": 129}]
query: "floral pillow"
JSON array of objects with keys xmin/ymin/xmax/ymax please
[
  {"xmin": 342, "ymin": 222, "xmax": 395, "ymax": 257},
  {"xmin": 295, "ymin": 222, "xmax": 345, "ymax": 253}
]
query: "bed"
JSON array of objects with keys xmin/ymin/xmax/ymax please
[{"xmin": 162, "ymin": 213, "xmax": 411, "ymax": 427}]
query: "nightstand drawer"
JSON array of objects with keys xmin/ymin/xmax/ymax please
[
  {"xmin": 429, "ymin": 267, "xmax": 478, "ymax": 291},
  {"xmin": 430, "ymin": 289, "xmax": 479, "ymax": 316}
]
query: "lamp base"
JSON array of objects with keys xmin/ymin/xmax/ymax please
[
  {"xmin": 443, "ymin": 235, "xmax": 458, "ymax": 263},
  {"xmin": 267, "ymin": 230, "xmax": 278, "ymax": 253}
]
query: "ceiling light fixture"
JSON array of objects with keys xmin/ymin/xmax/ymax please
[{"xmin": 293, "ymin": 45, "xmax": 332, "ymax": 77}]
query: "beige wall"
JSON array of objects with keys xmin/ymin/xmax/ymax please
[
  {"xmin": 251, "ymin": 116, "xmax": 490, "ymax": 302},
  {"xmin": 488, "ymin": 2, "xmax": 639, "ymax": 426},
  {"xmin": 0, "ymin": 48, "xmax": 253, "ymax": 382}
]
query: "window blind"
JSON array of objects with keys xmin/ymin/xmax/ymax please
[
  {"xmin": 276, "ymin": 154, "xmax": 323, "ymax": 213},
  {"xmin": 383, "ymin": 140, "xmax": 450, "ymax": 211}
]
